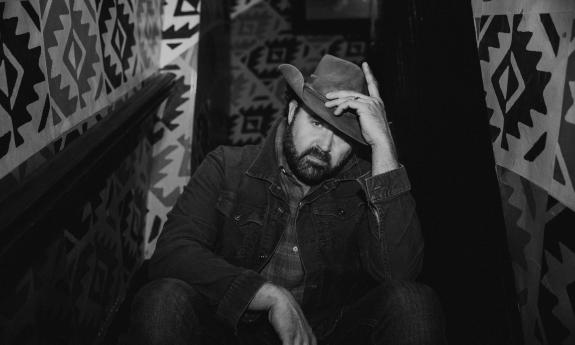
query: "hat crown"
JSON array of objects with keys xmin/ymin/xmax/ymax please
[{"xmin": 308, "ymin": 55, "xmax": 367, "ymax": 96}]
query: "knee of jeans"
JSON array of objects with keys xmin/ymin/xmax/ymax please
[
  {"xmin": 131, "ymin": 278, "xmax": 201, "ymax": 329},
  {"xmin": 377, "ymin": 281, "xmax": 442, "ymax": 316},
  {"xmin": 136, "ymin": 278, "xmax": 197, "ymax": 306},
  {"xmin": 125, "ymin": 278, "xmax": 203, "ymax": 345}
]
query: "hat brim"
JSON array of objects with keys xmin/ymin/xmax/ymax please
[{"xmin": 279, "ymin": 64, "xmax": 368, "ymax": 145}]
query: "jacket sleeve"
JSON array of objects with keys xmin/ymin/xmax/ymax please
[
  {"xmin": 359, "ymin": 166, "xmax": 424, "ymax": 281},
  {"xmin": 148, "ymin": 146, "xmax": 267, "ymax": 330}
]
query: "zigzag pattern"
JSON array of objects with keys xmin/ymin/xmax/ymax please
[
  {"xmin": 162, "ymin": 23, "xmax": 199, "ymax": 39},
  {"xmin": 473, "ymin": 3, "xmax": 575, "ymax": 344},
  {"xmin": 0, "ymin": 3, "xmax": 43, "ymax": 151},
  {"xmin": 44, "ymin": 0, "xmax": 101, "ymax": 116},
  {"xmin": 477, "ymin": 15, "xmax": 510, "ymax": 62},
  {"xmin": 1, "ymin": 0, "xmax": 164, "ymax": 341},
  {"xmin": 156, "ymin": 74, "xmax": 188, "ymax": 133},
  {"xmin": 98, "ymin": 0, "xmax": 136, "ymax": 89}
]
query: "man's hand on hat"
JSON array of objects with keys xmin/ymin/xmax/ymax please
[{"xmin": 324, "ymin": 62, "xmax": 400, "ymax": 174}]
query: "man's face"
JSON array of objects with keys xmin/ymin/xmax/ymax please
[{"xmin": 283, "ymin": 100, "xmax": 352, "ymax": 185}]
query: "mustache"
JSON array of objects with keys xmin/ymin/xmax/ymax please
[{"xmin": 301, "ymin": 147, "xmax": 330, "ymax": 164}]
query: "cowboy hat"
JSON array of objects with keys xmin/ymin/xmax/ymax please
[{"xmin": 278, "ymin": 54, "xmax": 368, "ymax": 145}]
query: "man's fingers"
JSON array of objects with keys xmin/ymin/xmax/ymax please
[
  {"xmin": 325, "ymin": 90, "xmax": 367, "ymax": 100},
  {"xmin": 324, "ymin": 96, "xmax": 363, "ymax": 107},
  {"xmin": 333, "ymin": 99, "xmax": 370, "ymax": 116},
  {"xmin": 362, "ymin": 62, "xmax": 381, "ymax": 99},
  {"xmin": 324, "ymin": 97, "xmax": 349, "ymax": 107},
  {"xmin": 333, "ymin": 100, "xmax": 356, "ymax": 115}
]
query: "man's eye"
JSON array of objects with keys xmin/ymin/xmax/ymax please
[{"xmin": 312, "ymin": 120, "xmax": 322, "ymax": 127}]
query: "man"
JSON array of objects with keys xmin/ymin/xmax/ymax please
[{"xmin": 129, "ymin": 55, "xmax": 445, "ymax": 345}]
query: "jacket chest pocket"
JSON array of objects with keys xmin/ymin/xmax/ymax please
[
  {"xmin": 312, "ymin": 201, "xmax": 365, "ymax": 248},
  {"xmin": 216, "ymin": 192, "xmax": 266, "ymax": 263}
]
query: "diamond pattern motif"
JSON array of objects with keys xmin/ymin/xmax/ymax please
[
  {"xmin": 473, "ymin": 1, "xmax": 575, "ymax": 344},
  {"xmin": 0, "ymin": 44, "xmax": 24, "ymax": 110},
  {"xmin": 64, "ymin": 29, "xmax": 87, "ymax": 81},
  {"xmin": 494, "ymin": 51, "xmax": 525, "ymax": 113},
  {"xmin": 112, "ymin": 16, "xmax": 127, "ymax": 64}
]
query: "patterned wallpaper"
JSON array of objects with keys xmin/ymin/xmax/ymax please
[
  {"xmin": 472, "ymin": 0, "xmax": 575, "ymax": 344},
  {"xmin": 0, "ymin": 129, "xmax": 153, "ymax": 344},
  {"xmin": 0, "ymin": 0, "xmax": 201, "ymax": 343},
  {"xmin": 0, "ymin": 0, "xmax": 160, "ymax": 181},
  {"xmin": 144, "ymin": 0, "xmax": 200, "ymax": 258},
  {"xmin": 229, "ymin": 0, "xmax": 368, "ymax": 145}
]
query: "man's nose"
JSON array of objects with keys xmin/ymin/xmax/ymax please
[{"xmin": 317, "ymin": 130, "xmax": 334, "ymax": 152}]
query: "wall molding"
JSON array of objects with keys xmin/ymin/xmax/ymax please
[{"xmin": 0, "ymin": 73, "xmax": 175, "ymax": 278}]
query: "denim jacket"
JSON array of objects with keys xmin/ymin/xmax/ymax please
[{"xmin": 149, "ymin": 120, "xmax": 423, "ymax": 330}]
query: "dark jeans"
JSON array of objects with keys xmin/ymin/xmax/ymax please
[{"xmin": 125, "ymin": 278, "xmax": 446, "ymax": 345}]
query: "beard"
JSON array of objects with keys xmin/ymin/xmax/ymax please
[{"xmin": 282, "ymin": 119, "xmax": 351, "ymax": 185}]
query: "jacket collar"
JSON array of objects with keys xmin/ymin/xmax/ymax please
[{"xmin": 245, "ymin": 118, "xmax": 371, "ymax": 185}]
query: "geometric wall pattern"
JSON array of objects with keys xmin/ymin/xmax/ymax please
[
  {"xmin": 497, "ymin": 166, "xmax": 575, "ymax": 345},
  {"xmin": 229, "ymin": 0, "xmax": 368, "ymax": 145},
  {"xmin": 0, "ymin": 90, "xmax": 131, "ymax": 191},
  {"xmin": 0, "ymin": 0, "xmax": 164, "ymax": 343},
  {"xmin": 473, "ymin": 0, "xmax": 575, "ymax": 211},
  {"xmin": 160, "ymin": 0, "xmax": 199, "ymax": 66},
  {"xmin": 472, "ymin": 1, "xmax": 575, "ymax": 344},
  {"xmin": 143, "ymin": 0, "xmax": 200, "ymax": 259},
  {"xmin": 0, "ymin": 0, "xmax": 160, "ymax": 180},
  {"xmin": 0, "ymin": 134, "xmax": 152, "ymax": 344}
]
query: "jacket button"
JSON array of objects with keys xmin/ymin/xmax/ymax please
[
  {"xmin": 277, "ymin": 206, "xmax": 284, "ymax": 214},
  {"xmin": 233, "ymin": 215, "xmax": 241, "ymax": 221},
  {"xmin": 292, "ymin": 246, "xmax": 299, "ymax": 253},
  {"xmin": 337, "ymin": 209, "xmax": 345, "ymax": 216}
]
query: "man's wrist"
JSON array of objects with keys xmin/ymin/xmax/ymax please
[
  {"xmin": 371, "ymin": 141, "xmax": 399, "ymax": 175},
  {"xmin": 248, "ymin": 282, "xmax": 281, "ymax": 311}
]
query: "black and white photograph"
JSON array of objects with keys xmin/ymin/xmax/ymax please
[{"xmin": 1, "ymin": 0, "xmax": 574, "ymax": 344}]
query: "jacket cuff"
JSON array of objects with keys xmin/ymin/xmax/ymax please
[
  {"xmin": 363, "ymin": 166, "xmax": 411, "ymax": 203},
  {"xmin": 216, "ymin": 269, "xmax": 267, "ymax": 330}
]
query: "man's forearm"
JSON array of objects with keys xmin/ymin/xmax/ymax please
[
  {"xmin": 249, "ymin": 283, "xmax": 317, "ymax": 345},
  {"xmin": 370, "ymin": 140, "xmax": 399, "ymax": 176},
  {"xmin": 248, "ymin": 282, "xmax": 280, "ymax": 311}
]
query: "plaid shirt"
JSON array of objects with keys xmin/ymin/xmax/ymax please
[{"xmin": 259, "ymin": 124, "xmax": 309, "ymax": 304}]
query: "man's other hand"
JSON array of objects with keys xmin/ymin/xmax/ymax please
[{"xmin": 249, "ymin": 283, "xmax": 317, "ymax": 345}]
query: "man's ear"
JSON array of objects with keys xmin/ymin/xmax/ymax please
[{"xmin": 287, "ymin": 100, "xmax": 298, "ymax": 124}]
